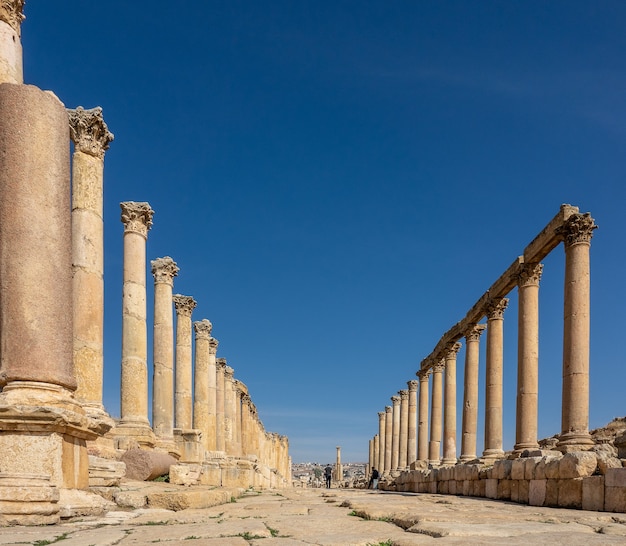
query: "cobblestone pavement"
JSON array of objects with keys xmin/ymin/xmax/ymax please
[{"xmin": 1, "ymin": 487, "xmax": 626, "ymax": 545}]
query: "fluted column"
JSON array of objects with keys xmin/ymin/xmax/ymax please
[
  {"xmin": 460, "ymin": 324, "xmax": 486, "ymax": 461},
  {"xmin": 216, "ymin": 358, "xmax": 226, "ymax": 451},
  {"xmin": 417, "ymin": 369, "xmax": 430, "ymax": 462},
  {"xmin": 399, "ymin": 390, "xmax": 409, "ymax": 469},
  {"xmin": 442, "ymin": 342, "xmax": 461, "ymax": 465},
  {"xmin": 384, "ymin": 406, "xmax": 392, "ymax": 474},
  {"xmin": 119, "ymin": 202, "xmax": 154, "ymax": 445},
  {"xmin": 515, "ymin": 263, "xmax": 543, "ymax": 453},
  {"xmin": 151, "ymin": 257, "xmax": 179, "ymax": 443},
  {"xmin": 0, "ymin": 1, "xmax": 24, "ymax": 84},
  {"xmin": 69, "ymin": 107, "xmax": 114, "ymax": 434},
  {"xmin": 377, "ymin": 412, "xmax": 386, "ymax": 472},
  {"xmin": 407, "ymin": 380, "xmax": 418, "ymax": 466},
  {"xmin": 428, "ymin": 362, "xmax": 444, "ymax": 465},
  {"xmin": 483, "ymin": 297, "xmax": 508, "ymax": 459},
  {"xmin": 193, "ymin": 319, "xmax": 213, "ymax": 454},
  {"xmin": 207, "ymin": 336, "xmax": 219, "ymax": 451},
  {"xmin": 391, "ymin": 395, "xmax": 401, "ymax": 471},
  {"xmin": 224, "ymin": 366, "xmax": 235, "ymax": 455},
  {"xmin": 173, "ymin": 294, "xmax": 196, "ymax": 429},
  {"xmin": 557, "ymin": 213, "xmax": 596, "ymax": 451}
]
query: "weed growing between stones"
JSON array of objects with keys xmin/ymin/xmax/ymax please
[{"xmin": 33, "ymin": 534, "xmax": 69, "ymax": 546}]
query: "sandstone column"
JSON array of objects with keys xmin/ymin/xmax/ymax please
[
  {"xmin": 216, "ymin": 358, "xmax": 226, "ymax": 452},
  {"xmin": 460, "ymin": 324, "xmax": 486, "ymax": 461},
  {"xmin": 557, "ymin": 213, "xmax": 596, "ymax": 451},
  {"xmin": 0, "ymin": 1, "xmax": 23, "ymax": 84},
  {"xmin": 173, "ymin": 294, "xmax": 197, "ymax": 429},
  {"xmin": 428, "ymin": 362, "xmax": 444, "ymax": 465},
  {"xmin": 335, "ymin": 446, "xmax": 342, "ymax": 482},
  {"xmin": 417, "ymin": 369, "xmax": 430, "ymax": 462},
  {"xmin": 515, "ymin": 262, "xmax": 543, "ymax": 453},
  {"xmin": 151, "ymin": 257, "xmax": 179, "ymax": 449},
  {"xmin": 391, "ymin": 395, "xmax": 401, "ymax": 471},
  {"xmin": 442, "ymin": 342, "xmax": 461, "ymax": 465},
  {"xmin": 118, "ymin": 202, "xmax": 155, "ymax": 447},
  {"xmin": 384, "ymin": 406, "xmax": 392, "ymax": 474},
  {"xmin": 207, "ymin": 336, "xmax": 219, "ymax": 451},
  {"xmin": 69, "ymin": 107, "xmax": 114, "ymax": 436},
  {"xmin": 224, "ymin": 365, "xmax": 235, "ymax": 455},
  {"xmin": 193, "ymin": 319, "xmax": 213, "ymax": 454},
  {"xmin": 234, "ymin": 380, "xmax": 244, "ymax": 457},
  {"xmin": 407, "ymin": 380, "xmax": 418, "ymax": 467},
  {"xmin": 373, "ymin": 434, "xmax": 380, "ymax": 475},
  {"xmin": 483, "ymin": 297, "xmax": 508, "ymax": 459},
  {"xmin": 399, "ymin": 390, "xmax": 409, "ymax": 469},
  {"xmin": 377, "ymin": 411, "xmax": 386, "ymax": 472}
]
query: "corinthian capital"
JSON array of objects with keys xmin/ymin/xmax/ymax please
[
  {"xmin": 444, "ymin": 342, "xmax": 462, "ymax": 359},
  {"xmin": 518, "ymin": 262, "xmax": 543, "ymax": 288},
  {"xmin": 193, "ymin": 319, "xmax": 213, "ymax": 340},
  {"xmin": 68, "ymin": 106, "xmax": 114, "ymax": 159},
  {"xmin": 173, "ymin": 294, "xmax": 197, "ymax": 317},
  {"xmin": 378, "ymin": 411, "xmax": 385, "ymax": 419},
  {"xmin": 385, "ymin": 406, "xmax": 392, "ymax": 414},
  {"xmin": 417, "ymin": 369, "xmax": 430, "ymax": 381},
  {"xmin": 216, "ymin": 357, "xmax": 227, "ymax": 370},
  {"xmin": 391, "ymin": 395, "xmax": 400, "ymax": 405},
  {"xmin": 120, "ymin": 202, "xmax": 154, "ymax": 237},
  {"xmin": 399, "ymin": 389, "xmax": 409, "ymax": 401},
  {"xmin": 557, "ymin": 212, "xmax": 597, "ymax": 247},
  {"xmin": 485, "ymin": 297, "xmax": 509, "ymax": 320},
  {"xmin": 407, "ymin": 379, "xmax": 418, "ymax": 392},
  {"xmin": 465, "ymin": 323, "xmax": 486, "ymax": 342},
  {"xmin": 151, "ymin": 256, "xmax": 179, "ymax": 285},
  {"xmin": 0, "ymin": 1, "xmax": 25, "ymax": 33},
  {"xmin": 432, "ymin": 360, "xmax": 445, "ymax": 374},
  {"xmin": 209, "ymin": 337, "xmax": 219, "ymax": 355}
]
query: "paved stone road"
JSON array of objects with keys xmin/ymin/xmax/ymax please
[{"xmin": 1, "ymin": 488, "xmax": 626, "ymax": 545}]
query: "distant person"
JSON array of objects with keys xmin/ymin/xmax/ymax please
[
  {"xmin": 369, "ymin": 468, "xmax": 379, "ymax": 490},
  {"xmin": 324, "ymin": 464, "xmax": 332, "ymax": 488}
]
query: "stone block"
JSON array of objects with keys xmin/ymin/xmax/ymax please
[
  {"xmin": 439, "ymin": 480, "xmax": 448, "ymax": 494},
  {"xmin": 462, "ymin": 480, "xmax": 470, "ymax": 496},
  {"xmin": 88, "ymin": 456, "xmax": 125, "ymax": 487},
  {"xmin": 476, "ymin": 479, "xmax": 486, "ymax": 497},
  {"xmin": 559, "ymin": 452, "xmax": 598, "ymax": 479},
  {"xmin": 511, "ymin": 459, "xmax": 525, "ymax": 480},
  {"xmin": 596, "ymin": 452, "xmax": 622, "ymax": 475},
  {"xmin": 605, "ymin": 486, "xmax": 626, "ymax": 513},
  {"xmin": 519, "ymin": 479, "xmax": 529, "ymax": 504},
  {"xmin": 448, "ymin": 480, "xmax": 456, "ymax": 495},
  {"xmin": 493, "ymin": 460, "xmax": 512, "ymax": 480},
  {"xmin": 544, "ymin": 458, "xmax": 561, "ymax": 479},
  {"xmin": 497, "ymin": 479, "xmax": 511, "ymax": 500},
  {"xmin": 582, "ymin": 475, "xmax": 604, "ymax": 511},
  {"xmin": 485, "ymin": 478, "xmax": 498, "ymax": 499},
  {"xmin": 524, "ymin": 457, "xmax": 542, "ymax": 480},
  {"xmin": 114, "ymin": 489, "xmax": 147, "ymax": 509},
  {"xmin": 510, "ymin": 479, "xmax": 520, "ymax": 502},
  {"xmin": 558, "ymin": 478, "xmax": 582, "ymax": 509},
  {"xmin": 605, "ymin": 467, "xmax": 626, "ymax": 488},
  {"xmin": 529, "ymin": 479, "xmax": 546, "ymax": 506},
  {"xmin": 545, "ymin": 479, "xmax": 559, "ymax": 507},
  {"xmin": 429, "ymin": 481, "xmax": 437, "ymax": 494},
  {"xmin": 169, "ymin": 464, "xmax": 202, "ymax": 486}
]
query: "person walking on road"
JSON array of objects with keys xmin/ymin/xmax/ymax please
[{"xmin": 324, "ymin": 464, "xmax": 332, "ymax": 488}]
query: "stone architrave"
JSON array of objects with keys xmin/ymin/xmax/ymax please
[
  {"xmin": 417, "ymin": 369, "xmax": 430, "ymax": 462},
  {"xmin": 207, "ymin": 337, "xmax": 219, "ymax": 451},
  {"xmin": 442, "ymin": 342, "xmax": 461, "ymax": 465},
  {"xmin": 0, "ymin": 0, "xmax": 24, "ymax": 84},
  {"xmin": 429, "ymin": 362, "xmax": 444, "ymax": 465},
  {"xmin": 117, "ymin": 202, "xmax": 155, "ymax": 447},
  {"xmin": 515, "ymin": 262, "xmax": 543, "ymax": 453},
  {"xmin": 377, "ymin": 411, "xmax": 386, "ymax": 472},
  {"xmin": 407, "ymin": 380, "xmax": 418, "ymax": 467},
  {"xmin": 460, "ymin": 324, "xmax": 486, "ymax": 461},
  {"xmin": 68, "ymin": 106, "xmax": 114, "ymax": 436},
  {"xmin": 173, "ymin": 294, "xmax": 197, "ymax": 430},
  {"xmin": 384, "ymin": 406, "xmax": 392, "ymax": 474},
  {"xmin": 193, "ymin": 319, "xmax": 213, "ymax": 454},
  {"xmin": 215, "ymin": 358, "xmax": 226, "ymax": 452},
  {"xmin": 399, "ymin": 390, "xmax": 409, "ymax": 469},
  {"xmin": 483, "ymin": 297, "xmax": 508, "ymax": 459},
  {"xmin": 151, "ymin": 257, "xmax": 178, "ymax": 448},
  {"xmin": 391, "ymin": 395, "xmax": 401, "ymax": 471},
  {"xmin": 557, "ymin": 213, "xmax": 597, "ymax": 451}
]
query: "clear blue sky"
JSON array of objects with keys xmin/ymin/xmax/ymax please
[{"xmin": 23, "ymin": 1, "xmax": 626, "ymax": 463}]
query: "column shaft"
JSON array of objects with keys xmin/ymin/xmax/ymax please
[
  {"xmin": 391, "ymin": 396, "xmax": 401, "ymax": 471},
  {"xmin": 399, "ymin": 390, "xmax": 409, "ymax": 469},
  {"xmin": 174, "ymin": 295, "xmax": 196, "ymax": 429},
  {"xmin": 460, "ymin": 324, "xmax": 485, "ymax": 461},
  {"xmin": 377, "ymin": 412, "xmax": 386, "ymax": 472},
  {"xmin": 417, "ymin": 370, "xmax": 430, "ymax": 462},
  {"xmin": 407, "ymin": 380, "xmax": 418, "ymax": 467},
  {"xmin": 443, "ymin": 343, "xmax": 461, "ymax": 465},
  {"xmin": 216, "ymin": 359, "xmax": 226, "ymax": 451},
  {"xmin": 193, "ymin": 319, "xmax": 213, "ymax": 454},
  {"xmin": 429, "ymin": 364, "xmax": 443, "ymax": 465},
  {"xmin": 384, "ymin": 406, "xmax": 392, "ymax": 474}
]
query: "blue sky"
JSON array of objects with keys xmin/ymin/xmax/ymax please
[{"xmin": 23, "ymin": 1, "xmax": 626, "ymax": 463}]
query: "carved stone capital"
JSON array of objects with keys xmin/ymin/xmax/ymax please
[
  {"xmin": 151, "ymin": 256, "xmax": 179, "ymax": 285},
  {"xmin": 407, "ymin": 380, "xmax": 418, "ymax": 392},
  {"xmin": 557, "ymin": 212, "xmax": 597, "ymax": 247},
  {"xmin": 378, "ymin": 411, "xmax": 385, "ymax": 419},
  {"xmin": 173, "ymin": 294, "xmax": 197, "ymax": 317},
  {"xmin": 68, "ymin": 106, "xmax": 114, "ymax": 159},
  {"xmin": 417, "ymin": 369, "xmax": 431, "ymax": 381},
  {"xmin": 0, "ymin": 1, "xmax": 25, "ymax": 33},
  {"xmin": 432, "ymin": 360, "xmax": 445, "ymax": 373},
  {"xmin": 485, "ymin": 297, "xmax": 509, "ymax": 320},
  {"xmin": 465, "ymin": 323, "xmax": 486, "ymax": 342},
  {"xmin": 224, "ymin": 366, "xmax": 234, "ymax": 379},
  {"xmin": 120, "ymin": 202, "xmax": 154, "ymax": 237},
  {"xmin": 385, "ymin": 406, "xmax": 392, "ymax": 414},
  {"xmin": 216, "ymin": 358, "xmax": 227, "ymax": 370},
  {"xmin": 399, "ymin": 389, "xmax": 409, "ymax": 401},
  {"xmin": 193, "ymin": 319, "xmax": 213, "ymax": 340},
  {"xmin": 518, "ymin": 262, "xmax": 543, "ymax": 288},
  {"xmin": 391, "ymin": 395, "xmax": 400, "ymax": 405},
  {"xmin": 209, "ymin": 337, "xmax": 219, "ymax": 355},
  {"xmin": 444, "ymin": 342, "xmax": 462, "ymax": 360}
]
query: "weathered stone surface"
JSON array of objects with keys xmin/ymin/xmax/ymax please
[
  {"xmin": 559, "ymin": 452, "xmax": 598, "ymax": 479},
  {"xmin": 58, "ymin": 489, "xmax": 114, "ymax": 519},
  {"xmin": 88, "ymin": 456, "xmax": 126, "ymax": 487},
  {"xmin": 169, "ymin": 463, "xmax": 202, "ymax": 486},
  {"xmin": 582, "ymin": 475, "xmax": 605, "ymax": 511},
  {"xmin": 558, "ymin": 478, "xmax": 583, "ymax": 509},
  {"xmin": 120, "ymin": 449, "xmax": 176, "ymax": 481}
]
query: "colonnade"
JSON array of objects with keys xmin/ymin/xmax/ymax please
[{"xmin": 368, "ymin": 205, "xmax": 596, "ymax": 475}]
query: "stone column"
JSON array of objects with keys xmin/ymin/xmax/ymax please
[
  {"xmin": 335, "ymin": 446, "xmax": 342, "ymax": 482},
  {"xmin": 241, "ymin": 394, "xmax": 251, "ymax": 457},
  {"xmin": 391, "ymin": 395, "xmax": 401, "ymax": 471},
  {"xmin": 515, "ymin": 263, "xmax": 543, "ymax": 453},
  {"xmin": 442, "ymin": 342, "xmax": 461, "ymax": 465},
  {"xmin": 0, "ymin": 1, "xmax": 24, "ymax": 84},
  {"xmin": 460, "ymin": 324, "xmax": 486, "ymax": 461},
  {"xmin": 557, "ymin": 213, "xmax": 597, "ymax": 451},
  {"xmin": 399, "ymin": 390, "xmax": 409, "ymax": 470},
  {"xmin": 483, "ymin": 297, "xmax": 508, "ymax": 459},
  {"xmin": 118, "ymin": 202, "xmax": 155, "ymax": 447},
  {"xmin": 193, "ymin": 319, "xmax": 213, "ymax": 455},
  {"xmin": 216, "ymin": 358, "xmax": 226, "ymax": 452},
  {"xmin": 429, "ymin": 362, "xmax": 444, "ymax": 465},
  {"xmin": 384, "ymin": 406, "xmax": 392, "ymax": 474},
  {"xmin": 417, "ymin": 369, "xmax": 430, "ymax": 462},
  {"xmin": 373, "ymin": 435, "xmax": 380, "ymax": 475},
  {"xmin": 68, "ymin": 107, "xmax": 114, "ymax": 436},
  {"xmin": 151, "ymin": 257, "xmax": 179, "ymax": 449},
  {"xmin": 234, "ymin": 380, "xmax": 244, "ymax": 457},
  {"xmin": 407, "ymin": 380, "xmax": 418, "ymax": 466},
  {"xmin": 224, "ymin": 366, "xmax": 235, "ymax": 455},
  {"xmin": 368, "ymin": 438, "xmax": 373, "ymax": 478},
  {"xmin": 377, "ymin": 411, "xmax": 386, "ymax": 472},
  {"xmin": 173, "ymin": 294, "xmax": 197, "ymax": 430},
  {"xmin": 207, "ymin": 336, "xmax": 219, "ymax": 451}
]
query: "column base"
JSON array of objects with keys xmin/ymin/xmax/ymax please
[
  {"xmin": 557, "ymin": 430, "xmax": 594, "ymax": 453},
  {"xmin": 513, "ymin": 441, "xmax": 540, "ymax": 455},
  {"xmin": 481, "ymin": 448, "xmax": 505, "ymax": 460},
  {"xmin": 441, "ymin": 458, "xmax": 458, "ymax": 466},
  {"xmin": 458, "ymin": 454, "xmax": 479, "ymax": 463}
]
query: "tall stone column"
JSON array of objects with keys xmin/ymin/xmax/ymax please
[
  {"xmin": 0, "ymin": 1, "xmax": 24, "ymax": 84},
  {"xmin": 193, "ymin": 319, "xmax": 213, "ymax": 454},
  {"xmin": 384, "ymin": 406, "xmax": 392, "ymax": 474},
  {"xmin": 173, "ymin": 294, "xmax": 196, "ymax": 430},
  {"xmin": 69, "ymin": 107, "xmax": 114, "ymax": 437},
  {"xmin": 234, "ymin": 380, "xmax": 244, "ymax": 457},
  {"xmin": 241, "ymin": 393, "xmax": 251, "ymax": 457},
  {"xmin": 429, "ymin": 362, "xmax": 444, "ymax": 465},
  {"xmin": 373, "ymin": 435, "xmax": 380, "ymax": 474},
  {"xmin": 224, "ymin": 366, "xmax": 235, "ymax": 455},
  {"xmin": 377, "ymin": 411, "xmax": 386, "ymax": 472},
  {"xmin": 391, "ymin": 395, "xmax": 401, "ymax": 471},
  {"xmin": 515, "ymin": 263, "xmax": 543, "ymax": 453},
  {"xmin": 407, "ymin": 380, "xmax": 418, "ymax": 467},
  {"xmin": 460, "ymin": 324, "xmax": 486, "ymax": 461},
  {"xmin": 216, "ymin": 358, "xmax": 226, "ymax": 452},
  {"xmin": 118, "ymin": 202, "xmax": 155, "ymax": 447},
  {"xmin": 442, "ymin": 342, "xmax": 461, "ymax": 465},
  {"xmin": 399, "ymin": 390, "xmax": 409, "ymax": 469},
  {"xmin": 483, "ymin": 297, "xmax": 508, "ymax": 459},
  {"xmin": 151, "ymin": 257, "xmax": 178, "ymax": 449},
  {"xmin": 557, "ymin": 213, "xmax": 596, "ymax": 451},
  {"xmin": 417, "ymin": 370, "xmax": 430, "ymax": 462},
  {"xmin": 335, "ymin": 446, "xmax": 342, "ymax": 482},
  {"xmin": 207, "ymin": 336, "xmax": 219, "ymax": 451}
]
